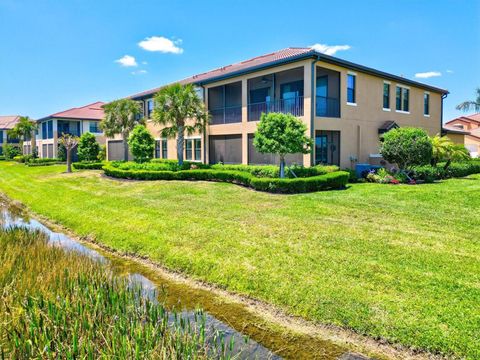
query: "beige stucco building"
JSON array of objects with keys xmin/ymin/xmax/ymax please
[
  {"xmin": 109, "ymin": 47, "xmax": 448, "ymax": 168},
  {"xmin": 443, "ymin": 113, "xmax": 480, "ymax": 158}
]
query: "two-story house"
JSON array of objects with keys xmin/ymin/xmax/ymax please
[
  {"xmin": 36, "ymin": 102, "xmax": 105, "ymax": 159},
  {"xmin": 0, "ymin": 116, "xmax": 21, "ymax": 156},
  {"xmin": 108, "ymin": 47, "xmax": 448, "ymax": 168}
]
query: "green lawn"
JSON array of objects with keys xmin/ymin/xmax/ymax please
[{"xmin": 1, "ymin": 161, "xmax": 479, "ymax": 358}]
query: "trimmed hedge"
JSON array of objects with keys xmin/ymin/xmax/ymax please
[
  {"xmin": 25, "ymin": 158, "xmax": 64, "ymax": 167},
  {"xmin": 412, "ymin": 160, "xmax": 480, "ymax": 183},
  {"xmin": 103, "ymin": 165, "xmax": 349, "ymax": 193},
  {"xmin": 73, "ymin": 161, "xmax": 105, "ymax": 170},
  {"xmin": 210, "ymin": 163, "xmax": 339, "ymax": 178}
]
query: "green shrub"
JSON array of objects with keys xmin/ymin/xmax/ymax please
[
  {"xmin": 443, "ymin": 161, "xmax": 480, "ymax": 178},
  {"xmin": 103, "ymin": 165, "xmax": 348, "ymax": 193},
  {"xmin": 411, "ymin": 165, "xmax": 445, "ymax": 183},
  {"xmin": 0, "ymin": 155, "xmax": 5, "ymax": 161},
  {"xmin": 73, "ymin": 161, "xmax": 105, "ymax": 170},
  {"xmin": 77, "ymin": 132, "xmax": 101, "ymax": 162},
  {"xmin": 116, "ymin": 160, "xmax": 209, "ymax": 172},
  {"xmin": 210, "ymin": 163, "xmax": 338, "ymax": 178},
  {"xmin": 411, "ymin": 160, "xmax": 480, "ymax": 182},
  {"xmin": 25, "ymin": 158, "xmax": 63, "ymax": 167},
  {"xmin": 13, "ymin": 155, "xmax": 31, "ymax": 163},
  {"xmin": 57, "ymin": 143, "xmax": 67, "ymax": 161},
  {"xmin": 128, "ymin": 125, "xmax": 155, "ymax": 163},
  {"xmin": 98, "ymin": 144, "xmax": 106, "ymax": 161},
  {"xmin": 4, "ymin": 144, "xmax": 21, "ymax": 160},
  {"xmin": 380, "ymin": 127, "xmax": 432, "ymax": 169}
]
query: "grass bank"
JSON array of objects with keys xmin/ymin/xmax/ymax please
[
  {"xmin": 0, "ymin": 225, "xmax": 235, "ymax": 358},
  {"xmin": 0, "ymin": 162, "xmax": 479, "ymax": 358}
]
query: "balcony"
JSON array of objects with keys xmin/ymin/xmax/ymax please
[
  {"xmin": 248, "ymin": 66, "xmax": 304, "ymax": 122},
  {"xmin": 316, "ymin": 67, "xmax": 341, "ymax": 118},
  {"xmin": 316, "ymin": 96, "xmax": 340, "ymax": 117},
  {"xmin": 248, "ymin": 96, "xmax": 304, "ymax": 121},
  {"xmin": 210, "ymin": 105, "xmax": 242, "ymax": 125}
]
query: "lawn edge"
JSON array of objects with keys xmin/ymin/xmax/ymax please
[{"xmin": 1, "ymin": 193, "xmax": 448, "ymax": 360}]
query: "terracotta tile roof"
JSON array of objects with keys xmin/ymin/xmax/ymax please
[
  {"xmin": 127, "ymin": 46, "xmax": 448, "ymax": 100},
  {"xmin": 129, "ymin": 47, "xmax": 314, "ymax": 99},
  {"xmin": 0, "ymin": 115, "xmax": 21, "ymax": 129},
  {"xmin": 445, "ymin": 113, "xmax": 480, "ymax": 126},
  {"xmin": 41, "ymin": 101, "xmax": 105, "ymax": 121}
]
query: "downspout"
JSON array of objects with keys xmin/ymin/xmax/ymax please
[
  {"xmin": 310, "ymin": 57, "xmax": 319, "ymax": 166},
  {"xmin": 200, "ymin": 84, "xmax": 207, "ymax": 164},
  {"xmin": 440, "ymin": 93, "xmax": 448, "ymax": 136}
]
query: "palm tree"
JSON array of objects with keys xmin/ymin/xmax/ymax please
[
  {"xmin": 101, "ymin": 99, "xmax": 143, "ymax": 161},
  {"xmin": 7, "ymin": 116, "xmax": 37, "ymax": 157},
  {"xmin": 430, "ymin": 134, "xmax": 470, "ymax": 169},
  {"xmin": 152, "ymin": 83, "xmax": 209, "ymax": 165},
  {"xmin": 456, "ymin": 88, "xmax": 480, "ymax": 112}
]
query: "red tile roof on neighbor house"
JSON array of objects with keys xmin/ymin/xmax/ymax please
[
  {"xmin": 127, "ymin": 47, "xmax": 448, "ymax": 100},
  {"xmin": 0, "ymin": 115, "xmax": 21, "ymax": 129},
  {"xmin": 40, "ymin": 101, "xmax": 105, "ymax": 121}
]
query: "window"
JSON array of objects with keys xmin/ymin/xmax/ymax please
[
  {"xmin": 89, "ymin": 121, "xmax": 101, "ymax": 133},
  {"xmin": 42, "ymin": 122, "xmax": 47, "ymax": 139},
  {"xmin": 154, "ymin": 139, "xmax": 168, "ymax": 159},
  {"xmin": 161, "ymin": 139, "xmax": 167, "ymax": 159},
  {"xmin": 0, "ymin": 130, "xmax": 3, "ymax": 143},
  {"xmin": 185, "ymin": 138, "xmax": 201, "ymax": 161},
  {"xmin": 396, "ymin": 86, "xmax": 409, "ymax": 112},
  {"xmin": 47, "ymin": 121, "xmax": 53, "ymax": 138},
  {"xmin": 146, "ymin": 99, "xmax": 154, "ymax": 118},
  {"xmin": 347, "ymin": 74, "xmax": 356, "ymax": 104},
  {"xmin": 383, "ymin": 83, "xmax": 390, "ymax": 109},
  {"xmin": 424, "ymin": 93, "xmax": 430, "ymax": 116}
]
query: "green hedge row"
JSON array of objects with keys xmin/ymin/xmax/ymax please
[
  {"xmin": 72, "ymin": 161, "xmax": 105, "ymax": 170},
  {"xmin": 210, "ymin": 163, "xmax": 339, "ymax": 178},
  {"xmin": 103, "ymin": 165, "xmax": 349, "ymax": 193},
  {"xmin": 25, "ymin": 158, "xmax": 64, "ymax": 167},
  {"xmin": 412, "ymin": 161, "xmax": 480, "ymax": 182}
]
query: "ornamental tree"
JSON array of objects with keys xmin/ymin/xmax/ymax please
[
  {"xmin": 59, "ymin": 134, "xmax": 79, "ymax": 173},
  {"xmin": 128, "ymin": 125, "xmax": 155, "ymax": 163},
  {"xmin": 253, "ymin": 112, "xmax": 312, "ymax": 178},
  {"xmin": 380, "ymin": 127, "xmax": 432, "ymax": 170},
  {"xmin": 77, "ymin": 132, "xmax": 100, "ymax": 162},
  {"xmin": 7, "ymin": 116, "xmax": 37, "ymax": 158}
]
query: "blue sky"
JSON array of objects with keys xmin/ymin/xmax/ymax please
[{"xmin": 0, "ymin": 0, "xmax": 479, "ymax": 122}]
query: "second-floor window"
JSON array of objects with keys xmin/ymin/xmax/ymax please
[
  {"xmin": 347, "ymin": 74, "xmax": 356, "ymax": 104},
  {"xmin": 396, "ymin": 86, "xmax": 409, "ymax": 112},
  {"xmin": 383, "ymin": 83, "xmax": 390, "ymax": 109},
  {"xmin": 146, "ymin": 99, "xmax": 154, "ymax": 119},
  {"xmin": 42, "ymin": 120, "xmax": 53, "ymax": 139},
  {"xmin": 0, "ymin": 130, "xmax": 3, "ymax": 143},
  {"xmin": 424, "ymin": 93, "xmax": 430, "ymax": 116},
  {"xmin": 89, "ymin": 121, "xmax": 101, "ymax": 133}
]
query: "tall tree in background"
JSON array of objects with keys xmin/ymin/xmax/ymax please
[
  {"xmin": 456, "ymin": 88, "xmax": 480, "ymax": 112},
  {"xmin": 8, "ymin": 116, "xmax": 37, "ymax": 157},
  {"xmin": 152, "ymin": 83, "xmax": 209, "ymax": 166},
  {"xmin": 59, "ymin": 134, "xmax": 79, "ymax": 173},
  {"xmin": 101, "ymin": 99, "xmax": 143, "ymax": 161}
]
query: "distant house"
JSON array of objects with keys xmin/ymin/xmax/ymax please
[
  {"xmin": 0, "ymin": 116, "xmax": 21, "ymax": 156},
  {"xmin": 36, "ymin": 102, "xmax": 105, "ymax": 159},
  {"xmin": 444, "ymin": 113, "xmax": 480, "ymax": 157}
]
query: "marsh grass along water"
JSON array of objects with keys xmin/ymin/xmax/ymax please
[{"xmin": 0, "ymin": 201, "xmax": 364, "ymax": 359}]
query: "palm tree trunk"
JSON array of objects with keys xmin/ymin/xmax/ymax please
[
  {"xmin": 66, "ymin": 149, "xmax": 72, "ymax": 173},
  {"xmin": 31, "ymin": 130, "xmax": 36, "ymax": 158},
  {"xmin": 177, "ymin": 125, "xmax": 184, "ymax": 166},
  {"xmin": 123, "ymin": 134, "xmax": 129, "ymax": 162},
  {"xmin": 279, "ymin": 155, "xmax": 286, "ymax": 178}
]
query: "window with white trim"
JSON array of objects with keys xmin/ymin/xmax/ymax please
[
  {"xmin": 383, "ymin": 82, "xmax": 390, "ymax": 109},
  {"xmin": 424, "ymin": 93, "xmax": 430, "ymax": 116},
  {"xmin": 155, "ymin": 139, "xmax": 168, "ymax": 159},
  {"xmin": 347, "ymin": 74, "xmax": 356, "ymax": 104},
  {"xmin": 395, "ymin": 86, "xmax": 409, "ymax": 112},
  {"xmin": 185, "ymin": 138, "xmax": 201, "ymax": 161}
]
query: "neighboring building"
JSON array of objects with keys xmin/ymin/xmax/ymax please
[
  {"xmin": 444, "ymin": 113, "xmax": 480, "ymax": 157},
  {"xmin": 0, "ymin": 116, "xmax": 21, "ymax": 156},
  {"xmin": 36, "ymin": 102, "xmax": 105, "ymax": 159},
  {"xmin": 109, "ymin": 47, "xmax": 448, "ymax": 168}
]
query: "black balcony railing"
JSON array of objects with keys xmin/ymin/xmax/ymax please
[
  {"xmin": 248, "ymin": 96, "xmax": 304, "ymax": 121},
  {"xmin": 209, "ymin": 105, "xmax": 242, "ymax": 125},
  {"xmin": 316, "ymin": 96, "xmax": 340, "ymax": 118}
]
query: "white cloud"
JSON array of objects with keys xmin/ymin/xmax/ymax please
[
  {"xmin": 414, "ymin": 71, "xmax": 442, "ymax": 79},
  {"xmin": 310, "ymin": 43, "xmax": 351, "ymax": 56},
  {"xmin": 446, "ymin": 69, "xmax": 454, "ymax": 74},
  {"xmin": 115, "ymin": 55, "xmax": 138, "ymax": 67},
  {"xmin": 131, "ymin": 70, "xmax": 147, "ymax": 75},
  {"xmin": 138, "ymin": 36, "xmax": 183, "ymax": 54}
]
